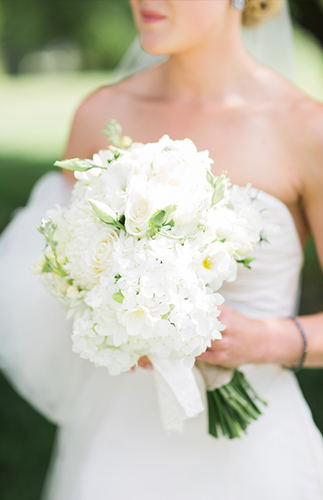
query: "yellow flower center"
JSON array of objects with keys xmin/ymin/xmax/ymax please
[{"xmin": 203, "ymin": 258, "xmax": 211, "ymax": 270}]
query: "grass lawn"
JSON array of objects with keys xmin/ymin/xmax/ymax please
[
  {"xmin": 0, "ymin": 26, "xmax": 323, "ymax": 500},
  {"xmin": 0, "ymin": 71, "xmax": 114, "ymax": 161}
]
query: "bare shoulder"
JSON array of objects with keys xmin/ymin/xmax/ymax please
[
  {"xmin": 261, "ymin": 70, "xmax": 323, "ymax": 185},
  {"xmin": 64, "ymin": 68, "xmax": 158, "ymax": 161},
  {"xmin": 64, "ymin": 84, "xmax": 123, "ymax": 160},
  {"xmin": 279, "ymin": 91, "xmax": 323, "ymax": 216},
  {"xmin": 278, "ymin": 84, "xmax": 323, "ymax": 139},
  {"xmin": 287, "ymin": 94, "xmax": 323, "ymax": 181}
]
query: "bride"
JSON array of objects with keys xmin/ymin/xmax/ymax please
[{"xmin": 1, "ymin": 0, "xmax": 323, "ymax": 498}]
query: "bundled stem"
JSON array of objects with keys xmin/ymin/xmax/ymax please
[{"xmin": 207, "ymin": 369, "xmax": 267, "ymax": 439}]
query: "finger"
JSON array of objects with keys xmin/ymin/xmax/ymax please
[
  {"xmin": 196, "ymin": 350, "xmax": 222, "ymax": 364},
  {"xmin": 210, "ymin": 337, "xmax": 227, "ymax": 350},
  {"xmin": 138, "ymin": 356, "xmax": 153, "ymax": 369}
]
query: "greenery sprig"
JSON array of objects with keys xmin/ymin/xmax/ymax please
[
  {"xmin": 206, "ymin": 170, "xmax": 228, "ymax": 206},
  {"xmin": 37, "ymin": 218, "xmax": 72, "ymax": 283},
  {"xmin": 146, "ymin": 204, "xmax": 186, "ymax": 241},
  {"xmin": 102, "ymin": 119, "xmax": 133, "ymax": 149}
]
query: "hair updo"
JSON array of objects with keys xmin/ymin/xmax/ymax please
[{"xmin": 242, "ymin": 0, "xmax": 284, "ymax": 27}]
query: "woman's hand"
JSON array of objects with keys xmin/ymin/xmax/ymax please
[
  {"xmin": 133, "ymin": 304, "xmax": 306, "ymax": 371},
  {"xmin": 196, "ymin": 304, "xmax": 304, "ymax": 368}
]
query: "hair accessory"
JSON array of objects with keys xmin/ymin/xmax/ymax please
[
  {"xmin": 289, "ymin": 317, "xmax": 308, "ymax": 373},
  {"xmin": 231, "ymin": 0, "xmax": 246, "ymax": 11}
]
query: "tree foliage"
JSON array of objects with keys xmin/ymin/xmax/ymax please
[
  {"xmin": 1, "ymin": 0, "xmax": 136, "ymax": 73},
  {"xmin": 290, "ymin": 0, "xmax": 323, "ymax": 47}
]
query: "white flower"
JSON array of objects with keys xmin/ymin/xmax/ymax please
[
  {"xmin": 83, "ymin": 227, "xmax": 119, "ymax": 282},
  {"xmin": 122, "ymin": 306, "xmax": 155, "ymax": 339},
  {"xmin": 52, "ymin": 273, "xmax": 70, "ymax": 294},
  {"xmin": 196, "ymin": 241, "xmax": 237, "ymax": 291},
  {"xmin": 66, "ymin": 285, "xmax": 80, "ymax": 299},
  {"xmin": 30, "ymin": 254, "xmax": 47, "ymax": 274},
  {"xmin": 34, "ymin": 132, "xmax": 268, "ymax": 376},
  {"xmin": 125, "ymin": 190, "xmax": 154, "ymax": 238}
]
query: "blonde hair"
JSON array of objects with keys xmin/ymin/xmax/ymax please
[{"xmin": 242, "ymin": 0, "xmax": 284, "ymax": 27}]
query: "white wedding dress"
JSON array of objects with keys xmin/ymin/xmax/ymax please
[{"xmin": 1, "ymin": 171, "xmax": 323, "ymax": 500}]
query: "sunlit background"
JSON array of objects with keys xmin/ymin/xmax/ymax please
[{"xmin": 0, "ymin": 1, "xmax": 323, "ymax": 498}]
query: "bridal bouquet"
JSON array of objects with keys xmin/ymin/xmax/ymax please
[{"xmin": 32, "ymin": 121, "xmax": 268, "ymax": 439}]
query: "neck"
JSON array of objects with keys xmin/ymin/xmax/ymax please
[{"xmin": 160, "ymin": 19, "xmax": 255, "ymax": 101}]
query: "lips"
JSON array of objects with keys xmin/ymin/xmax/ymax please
[{"xmin": 140, "ymin": 8, "xmax": 166, "ymax": 23}]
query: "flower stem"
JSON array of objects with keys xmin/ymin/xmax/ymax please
[{"xmin": 207, "ymin": 369, "xmax": 267, "ymax": 439}]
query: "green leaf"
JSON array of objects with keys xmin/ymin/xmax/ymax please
[
  {"xmin": 206, "ymin": 170, "xmax": 216, "ymax": 188},
  {"xmin": 214, "ymin": 172, "xmax": 227, "ymax": 188},
  {"xmin": 212, "ymin": 183, "xmax": 226, "ymax": 205},
  {"xmin": 163, "ymin": 204, "xmax": 177, "ymax": 225},
  {"xmin": 54, "ymin": 159, "xmax": 105, "ymax": 172},
  {"xmin": 148, "ymin": 205, "xmax": 177, "ymax": 229},
  {"xmin": 89, "ymin": 200, "xmax": 117, "ymax": 225},
  {"xmin": 148, "ymin": 209, "xmax": 167, "ymax": 229},
  {"xmin": 236, "ymin": 257, "xmax": 255, "ymax": 269},
  {"xmin": 146, "ymin": 228, "xmax": 156, "ymax": 240},
  {"xmin": 112, "ymin": 292, "xmax": 124, "ymax": 304},
  {"xmin": 42, "ymin": 262, "xmax": 53, "ymax": 273}
]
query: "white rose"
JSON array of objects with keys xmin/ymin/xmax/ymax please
[
  {"xmin": 125, "ymin": 192, "xmax": 154, "ymax": 238},
  {"xmin": 84, "ymin": 227, "xmax": 119, "ymax": 282}
]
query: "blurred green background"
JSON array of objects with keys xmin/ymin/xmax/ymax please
[{"xmin": 0, "ymin": 1, "xmax": 323, "ymax": 499}]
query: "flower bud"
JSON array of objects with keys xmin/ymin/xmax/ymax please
[
  {"xmin": 122, "ymin": 136, "xmax": 132, "ymax": 148},
  {"xmin": 30, "ymin": 264, "xmax": 42, "ymax": 275},
  {"xmin": 66, "ymin": 286, "xmax": 79, "ymax": 299},
  {"xmin": 45, "ymin": 251, "xmax": 56, "ymax": 261},
  {"xmin": 57, "ymin": 255, "xmax": 66, "ymax": 265}
]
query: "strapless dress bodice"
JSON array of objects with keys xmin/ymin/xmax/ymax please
[{"xmin": 221, "ymin": 187, "xmax": 303, "ymax": 320}]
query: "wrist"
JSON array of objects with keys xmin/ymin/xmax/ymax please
[{"xmin": 258, "ymin": 317, "xmax": 304, "ymax": 366}]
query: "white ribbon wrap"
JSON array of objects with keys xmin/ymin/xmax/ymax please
[
  {"xmin": 150, "ymin": 356, "xmax": 234, "ymax": 432},
  {"xmin": 150, "ymin": 355, "xmax": 204, "ymax": 432}
]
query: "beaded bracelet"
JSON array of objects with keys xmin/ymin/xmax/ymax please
[{"xmin": 289, "ymin": 316, "xmax": 308, "ymax": 373}]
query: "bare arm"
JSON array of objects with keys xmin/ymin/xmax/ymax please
[
  {"xmin": 198, "ymin": 100, "xmax": 323, "ymax": 369},
  {"xmin": 294, "ymin": 101, "xmax": 323, "ymax": 367}
]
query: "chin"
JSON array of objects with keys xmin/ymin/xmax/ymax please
[{"xmin": 139, "ymin": 34, "xmax": 170, "ymax": 56}]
